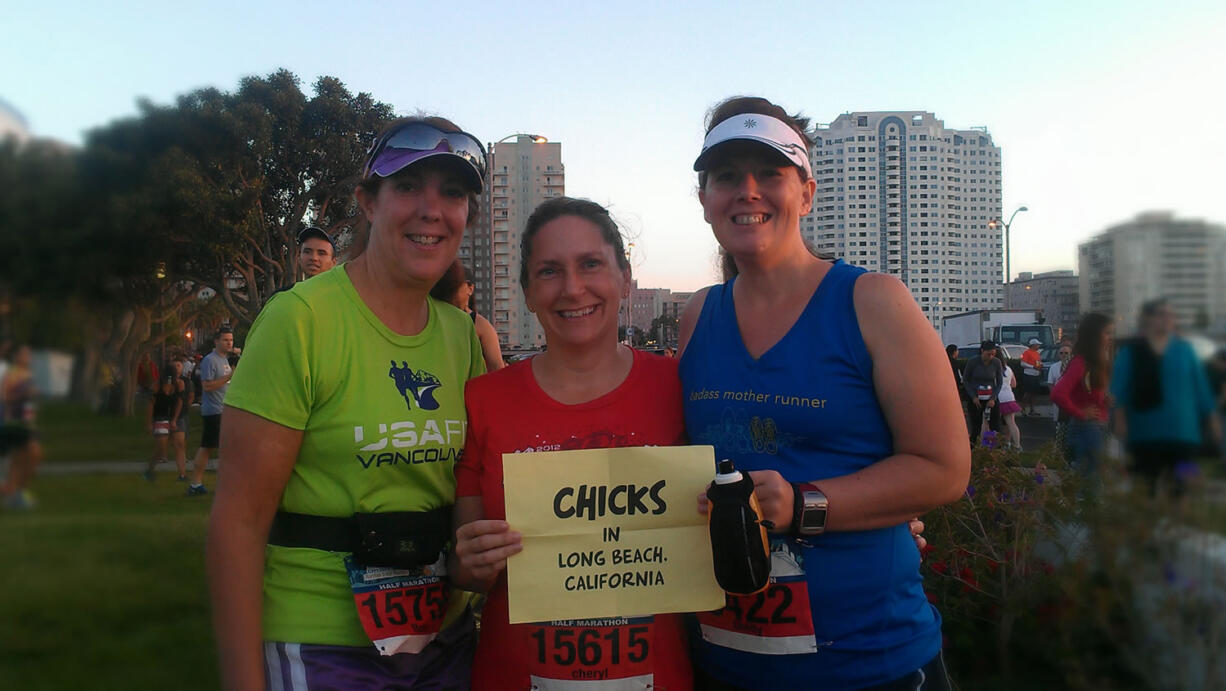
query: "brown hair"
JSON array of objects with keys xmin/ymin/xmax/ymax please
[
  {"xmin": 519, "ymin": 197, "xmax": 630, "ymax": 291},
  {"xmin": 430, "ymin": 259, "xmax": 470, "ymax": 307},
  {"xmin": 1073, "ymin": 312, "xmax": 1113, "ymax": 391}
]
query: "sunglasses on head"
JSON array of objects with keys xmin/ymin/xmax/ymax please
[{"xmin": 364, "ymin": 122, "xmax": 487, "ymax": 191}]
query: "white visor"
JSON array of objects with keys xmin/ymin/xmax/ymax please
[{"xmin": 693, "ymin": 113, "xmax": 812, "ymax": 179}]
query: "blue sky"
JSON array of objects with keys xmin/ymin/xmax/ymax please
[{"xmin": 4, "ymin": 0, "xmax": 1224, "ymax": 291}]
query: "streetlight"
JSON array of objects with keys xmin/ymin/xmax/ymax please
[{"xmin": 989, "ymin": 205, "xmax": 1028, "ymax": 308}]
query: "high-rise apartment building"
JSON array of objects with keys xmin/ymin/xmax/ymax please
[
  {"xmin": 802, "ymin": 111, "xmax": 1004, "ymax": 327},
  {"xmin": 1078, "ymin": 212, "xmax": 1226, "ymax": 337},
  {"xmin": 1006, "ymin": 270, "xmax": 1080, "ymax": 341},
  {"xmin": 479, "ymin": 135, "xmax": 564, "ymax": 348}
]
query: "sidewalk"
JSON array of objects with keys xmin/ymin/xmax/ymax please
[{"xmin": 37, "ymin": 459, "xmax": 219, "ymax": 475}]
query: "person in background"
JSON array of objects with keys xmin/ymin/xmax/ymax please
[
  {"xmin": 1110, "ymin": 299, "xmax": 1220, "ymax": 496},
  {"xmin": 168, "ymin": 358, "xmax": 193, "ymax": 481},
  {"xmin": 295, "ymin": 226, "xmax": 337, "ymax": 280},
  {"xmin": 1050, "ymin": 313, "xmax": 1114, "ymax": 493},
  {"xmin": 995, "ymin": 359, "xmax": 1023, "ymax": 451},
  {"xmin": 1209, "ymin": 348, "xmax": 1226, "ymax": 459},
  {"xmin": 1020, "ymin": 338, "xmax": 1043, "ymax": 416},
  {"xmin": 187, "ymin": 327, "xmax": 235, "ymax": 496},
  {"xmin": 1046, "ymin": 344, "xmax": 1073, "ymax": 458},
  {"xmin": 144, "ymin": 375, "xmax": 182, "ymax": 482},
  {"xmin": 135, "ymin": 351, "xmax": 159, "ymax": 398},
  {"xmin": 430, "ymin": 259, "xmax": 505, "ymax": 372},
  {"xmin": 948, "ymin": 344, "xmax": 968, "ymax": 418},
  {"xmin": 0, "ymin": 345, "xmax": 43, "ymax": 510},
  {"xmin": 963, "ymin": 340, "xmax": 1004, "ymax": 446}
]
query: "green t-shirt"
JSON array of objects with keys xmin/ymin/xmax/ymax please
[{"xmin": 225, "ymin": 265, "xmax": 485, "ymax": 646}]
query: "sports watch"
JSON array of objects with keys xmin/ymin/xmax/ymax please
[{"xmin": 790, "ymin": 482, "xmax": 828, "ymax": 537}]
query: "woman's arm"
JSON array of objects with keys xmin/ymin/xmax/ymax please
[
  {"xmin": 474, "ymin": 315, "xmax": 505, "ymax": 372},
  {"xmin": 449, "ymin": 496, "xmax": 521, "ymax": 593},
  {"xmin": 748, "ymin": 274, "xmax": 970, "ymax": 533},
  {"xmin": 208, "ymin": 406, "xmax": 302, "ymax": 691}
]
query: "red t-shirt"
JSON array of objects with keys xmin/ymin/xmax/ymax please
[
  {"xmin": 1021, "ymin": 348, "xmax": 1042, "ymax": 375},
  {"xmin": 1049, "ymin": 355, "xmax": 1109, "ymax": 422},
  {"xmin": 456, "ymin": 350, "xmax": 692, "ymax": 691}
]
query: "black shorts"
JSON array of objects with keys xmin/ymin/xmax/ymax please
[
  {"xmin": 0, "ymin": 423, "xmax": 34, "ymax": 455},
  {"xmin": 1021, "ymin": 373, "xmax": 1041, "ymax": 394},
  {"xmin": 200, "ymin": 414, "xmax": 222, "ymax": 449}
]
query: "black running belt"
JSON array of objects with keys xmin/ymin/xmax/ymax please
[
  {"xmin": 268, "ymin": 511, "xmax": 361, "ymax": 552},
  {"xmin": 267, "ymin": 506, "xmax": 451, "ymax": 554}
]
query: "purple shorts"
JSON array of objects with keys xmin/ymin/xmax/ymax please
[
  {"xmin": 998, "ymin": 401, "xmax": 1022, "ymax": 416},
  {"xmin": 264, "ymin": 612, "xmax": 475, "ymax": 690}
]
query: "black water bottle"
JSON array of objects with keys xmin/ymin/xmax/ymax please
[{"xmin": 706, "ymin": 460, "xmax": 771, "ymax": 595}]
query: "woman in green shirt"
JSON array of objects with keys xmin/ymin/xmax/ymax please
[{"xmin": 209, "ymin": 117, "xmax": 488, "ymax": 690}]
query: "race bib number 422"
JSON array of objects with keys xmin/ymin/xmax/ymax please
[{"xmin": 697, "ymin": 541, "xmax": 820, "ymax": 655}]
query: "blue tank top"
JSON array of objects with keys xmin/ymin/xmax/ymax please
[{"xmin": 680, "ymin": 260, "xmax": 941, "ymax": 690}]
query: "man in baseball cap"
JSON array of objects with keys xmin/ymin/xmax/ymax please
[{"xmin": 296, "ymin": 226, "xmax": 337, "ymax": 280}]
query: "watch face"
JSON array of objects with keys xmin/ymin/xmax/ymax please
[{"xmin": 801, "ymin": 508, "xmax": 827, "ymax": 530}]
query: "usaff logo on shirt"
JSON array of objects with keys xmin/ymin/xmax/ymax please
[
  {"xmin": 349, "ymin": 361, "xmax": 465, "ymax": 469},
  {"xmin": 388, "ymin": 360, "xmax": 442, "ymax": 411}
]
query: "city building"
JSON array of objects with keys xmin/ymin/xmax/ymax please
[
  {"xmin": 660, "ymin": 292, "xmax": 692, "ymax": 346},
  {"xmin": 476, "ymin": 135, "xmax": 564, "ymax": 348},
  {"xmin": 802, "ymin": 111, "xmax": 1004, "ymax": 328},
  {"xmin": 630, "ymin": 283, "xmax": 669, "ymax": 334},
  {"xmin": 1006, "ymin": 270, "xmax": 1080, "ymax": 341},
  {"xmin": 1078, "ymin": 212, "xmax": 1226, "ymax": 337},
  {"xmin": 0, "ymin": 98, "xmax": 31, "ymax": 145}
]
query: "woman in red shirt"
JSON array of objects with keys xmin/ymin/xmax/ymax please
[
  {"xmin": 1049, "ymin": 313, "xmax": 1115, "ymax": 488},
  {"xmin": 450, "ymin": 198, "xmax": 694, "ymax": 690}
]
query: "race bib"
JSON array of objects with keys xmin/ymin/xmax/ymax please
[
  {"xmin": 344, "ymin": 553, "xmax": 448, "ymax": 656},
  {"xmin": 976, "ymin": 384, "xmax": 993, "ymax": 401},
  {"xmin": 526, "ymin": 616, "xmax": 655, "ymax": 690},
  {"xmin": 698, "ymin": 540, "xmax": 821, "ymax": 655}
]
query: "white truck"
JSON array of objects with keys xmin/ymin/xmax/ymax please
[{"xmin": 940, "ymin": 310, "xmax": 1057, "ymax": 348}]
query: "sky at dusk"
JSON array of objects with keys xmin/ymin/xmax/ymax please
[{"xmin": 4, "ymin": 0, "xmax": 1224, "ymax": 292}]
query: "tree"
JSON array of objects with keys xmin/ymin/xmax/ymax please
[
  {"xmin": 82, "ymin": 70, "xmax": 394, "ymax": 326},
  {"xmin": 0, "ymin": 71, "xmax": 396, "ymax": 414},
  {"xmin": 651, "ymin": 314, "xmax": 679, "ymax": 346}
]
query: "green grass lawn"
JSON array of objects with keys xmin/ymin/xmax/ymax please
[
  {"xmin": 38, "ymin": 400, "xmax": 204, "ymax": 464},
  {"xmin": 0, "ymin": 474, "xmax": 217, "ymax": 690}
]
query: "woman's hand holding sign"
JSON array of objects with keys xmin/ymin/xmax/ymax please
[{"xmin": 452, "ymin": 497, "xmax": 523, "ymax": 593}]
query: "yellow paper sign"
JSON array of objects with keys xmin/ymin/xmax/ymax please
[{"xmin": 503, "ymin": 445, "xmax": 725, "ymax": 624}]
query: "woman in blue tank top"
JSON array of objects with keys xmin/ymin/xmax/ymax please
[{"xmin": 680, "ymin": 97, "xmax": 971, "ymax": 691}]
